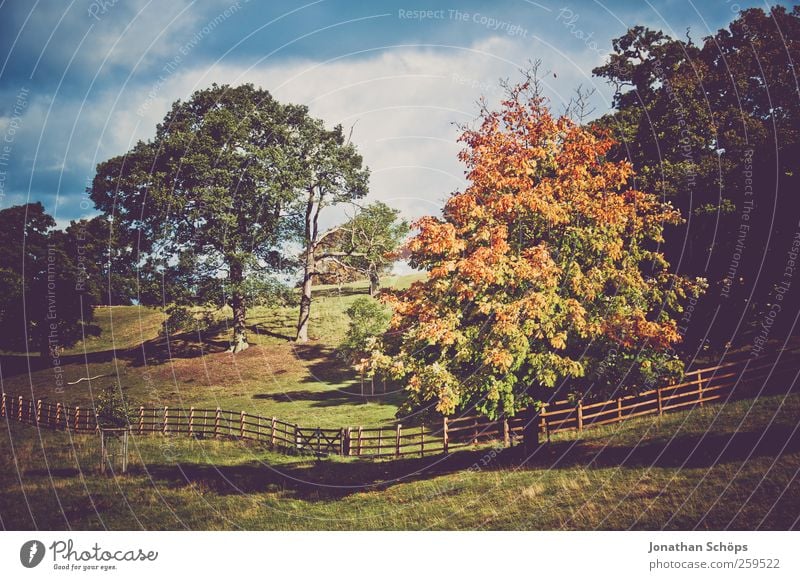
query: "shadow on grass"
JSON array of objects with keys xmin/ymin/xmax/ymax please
[
  {"xmin": 108, "ymin": 423, "xmax": 800, "ymax": 501},
  {"xmin": 252, "ymin": 387, "xmax": 403, "ymax": 408},
  {"xmin": 293, "ymin": 343, "xmax": 354, "ymax": 385}
]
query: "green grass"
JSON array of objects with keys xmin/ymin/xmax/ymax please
[
  {"xmin": 1, "ymin": 391, "xmax": 798, "ymax": 530},
  {"xmin": 2, "ymin": 270, "xmax": 797, "ymax": 530},
  {"xmin": 0, "ymin": 275, "xmax": 425, "ymax": 429}
]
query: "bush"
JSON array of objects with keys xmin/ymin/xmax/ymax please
[{"xmin": 338, "ymin": 297, "xmax": 391, "ymax": 366}]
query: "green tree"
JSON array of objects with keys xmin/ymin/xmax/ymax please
[
  {"xmin": 339, "ymin": 296, "xmax": 391, "ymax": 395},
  {"xmin": 91, "ymin": 84, "xmax": 312, "ymax": 353},
  {"xmin": 292, "ymin": 121, "xmax": 369, "ymax": 342},
  {"xmin": 0, "ymin": 203, "xmax": 98, "ymax": 357},
  {"xmin": 317, "ymin": 202, "xmax": 409, "ymax": 296},
  {"xmin": 592, "ymin": 6, "xmax": 800, "ymax": 349}
]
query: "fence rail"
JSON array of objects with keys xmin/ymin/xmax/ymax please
[{"xmin": 2, "ymin": 350, "xmax": 797, "ymax": 459}]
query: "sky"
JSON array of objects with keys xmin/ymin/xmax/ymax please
[{"xmin": 0, "ymin": 0, "xmax": 784, "ymax": 230}]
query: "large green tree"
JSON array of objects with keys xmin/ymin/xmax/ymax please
[
  {"xmin": 91, "ymin": 84, "xmax": 327, "ymax": 352},
  {"xmin": 592, "ymin": 5, "xmax": 800, "ymax": 349}
]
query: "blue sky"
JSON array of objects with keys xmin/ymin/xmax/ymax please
[{"xmin": 0, "ymin": 0, "xmax": 784, "ymax": 228}]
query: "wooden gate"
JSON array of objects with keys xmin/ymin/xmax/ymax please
[{"xmin": 294, "ymin": 426, "xmax": 344, "ymax": 456}]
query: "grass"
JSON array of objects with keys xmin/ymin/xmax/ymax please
[
  {"xmin": 1, "ymin": 390, "xmax": 798, "ymax": 530},
  {"xmin": 0, "ymin": 275, "xmax": 424, "ymax": 429},
  {"xmin": 1, "ymin": 271, "xmax": 798, "ymax": 530}
]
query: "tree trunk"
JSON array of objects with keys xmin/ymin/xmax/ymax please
[
  {"xmin": 229, "ymin": 261, "xmax": 249, "ymax": 353},
  {"xmin": 296, "ymin": 252, "xmax": 314, "ymax": 343},
  {"xmin": 368, "ymin": 268, "xmax": 380, "ymax": 297}
]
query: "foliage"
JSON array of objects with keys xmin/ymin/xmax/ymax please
[
  {"xmin": 591, "ymin": 6, "xmax": 800, "ymax": 349},
  {"xmin": 94, "ymin": 383, "xmax": 135, "ymax": 428},
  {"xmin": 372, "ymin": 74, "xmax": 705, "ymax": 419},
  {"xmin": 317, "ymin": 202, "xmax": 409, "ymax": 296},
  {"xmin": 338, "ymin": 297, "xmax": 392, "ymax": 372},
  {"xmin": 91, "ymin": 84, "xmax": 313, "ymax": 352},
  {"xmin": 0, "ymin": 203, "xmax": 99, "ymax": 356},
  {"xmin": 61, "ymin": 216, "xmax": 138, "ymax": 306}
]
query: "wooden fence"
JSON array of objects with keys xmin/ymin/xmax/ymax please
[{"xmin": 1, "ymin": 349, "xmax": 797, "ymax": 459}]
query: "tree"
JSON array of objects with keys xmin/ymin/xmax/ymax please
[
  {"xmin": 317, "ymin": 202, "xmax": 409, "ymax": 296},
  {"xmin": 62, "ymin": 216, "xmax": 137, "ymax": 306},
  {"xmin": 338, "ymin": 296, "xmax": 392, "ymax": 395},
  {"xmin": 372, "ymin": 75, "xmax": 705, "ymax": 419},
  {"xmin": 592, "ymin": 6, "xmax": 800, "ymax": 349},
  {"xmin": 0, "ymin": 203, "xmax": 98, "ymax": 357},
  {"xmin": 292, "ymin": 121, "xmax": 369, "ymax": 342},
  {"xmin": 91, "ymin": 84, "xmax": 311, "ymax": 352}
]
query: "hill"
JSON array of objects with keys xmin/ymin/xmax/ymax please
[{"xmin": 0, "ymin": 274, "xmax": 423, "ymax": 428}]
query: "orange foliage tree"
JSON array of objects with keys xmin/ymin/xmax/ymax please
[{"xmin": 371, "ymin": 76, "xmax": 706, "ymax": 419}]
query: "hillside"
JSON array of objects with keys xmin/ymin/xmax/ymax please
[{"xmin": 0, "ymin": 274, "xmax": 423, "ymax": 428}]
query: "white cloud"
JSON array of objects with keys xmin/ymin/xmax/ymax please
[
  {"xmin": 8, "ymin": 32, "xmax": 615, "ymax": 227},
  {"xmin": 99, "ymin": 35, "xmax": 614, "ymax": 226}
]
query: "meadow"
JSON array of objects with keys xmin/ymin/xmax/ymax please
[{"xmin": 1, "ymin": 273, "xmax": 798, "ymax": 530}]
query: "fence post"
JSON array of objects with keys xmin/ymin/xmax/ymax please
[
  {"xmin": 138, "ymin": 406, "xmax": 144, "ymax": 434},
  {"xmin": 214, "ymin": 408, "xmax": 221, "ymax": 438},
  {"xmin": 294, "ymin": 424, "xmax": 300, "ymax": 452},
  {"xmin": 342, "ymin": 427, "xmax": 352, "ymax": 455},
  {"xmin": 420, "ymin": 424, "xmax": 425, "ymax": 457},
  {"xmin": 698, "ymin": 371, "xmax": 704, "ymax": 407},
  {"xmin": 617, "ymin": 397, "xmax": 623, "ymax": 422},
  {"xmin": 18, "ymin": 396, "xmax": 23, "ymax": 422},
  {"xmin": 189, "ymin": 407, "xmax": 195, "ymax": 436},
  {"xmin": 657, "ymin": 387, "xmax": 663, "ymax": 416},
  {"xmin": 36, "ymin": 400, "xmax": 42, "ymax": 424},
  {"xmin": 577, "ymin": 399, "xmax": 584, "ymax": 432},
  {"xmin": 0, "ymin": 393, "xmax": 5, "ymax": 418},
  {"xmin": 442, "ymin": 416, "xmax": 450, "ymax": 454},
  {"xmin": 163, "ymin": 406, "xmax": 169, "ymax": 435},
  {"xmin": 503, "ymin": 417, "xmax": 510, "ymax": 447},
  {"xmin": 377, "ymin": 427, "xmax": 382, "ymax": 456},
  {"xmin": 344, "ymin": 427, "xmax": 351, "ymax": 456},
  {"xmin": 74, "ymin": 406, "xmax": 80, "ymax": 431},
  {"xmin": 473, "ymin": 417, "xmax": 479, "ymax": 446},
  {"xmin": 240, "ymin": 412, "xmax": 246, "ymax": 439},
  {"xmin": 540, "ymin": 405, "xmax": 550, "ymax": 443},
  {"xmin": 357, "ymin": 426, "xmax": 363, "ymax": 456},
  {"xmin": 56, "ymin": 403, "xmax": 62, "ymax": 429},
  {"xmin": 270, "ymin": 417, "xmax": 277, "ymax": 447},
  {"xmin": 395, "ymin": 423, "xmax": 402, "ymax": 457}
]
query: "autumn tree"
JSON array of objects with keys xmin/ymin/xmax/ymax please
[{"xmin": 372, "ymin": 75, "xmax": 705, "ymax": 419}]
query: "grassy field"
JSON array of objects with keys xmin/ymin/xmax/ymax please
[
  {"xmin": 1, "ymin": 390, "xmax": 798, "ymax": 530},
  {"xmin": 1, "ymin": 272, "xmax": 798, "ymax": 530},
  {"xmin": 0, "ymin": 274, "xmax": 423, "ymax": 428}
]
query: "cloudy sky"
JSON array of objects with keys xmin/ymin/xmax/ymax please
[{"xmin": 0, "ymin": 0, "xmax": 782, "ymax": 228}]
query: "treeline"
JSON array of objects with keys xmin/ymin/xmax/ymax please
[{"xmin": 591, "ymin": 5, "xmax": 800, "ymax": 351}]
